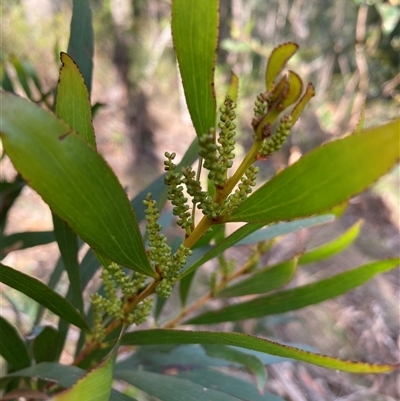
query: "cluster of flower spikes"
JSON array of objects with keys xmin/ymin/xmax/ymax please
[
  {"xmin": 143, "ymin": 193, "xmax": 191, "ymax": 298},
  {"xmin": 258, "ymin": 114, "xmax": 293, "ymax": 159},
  {"xmin": 199, "ymin": 95, "xmax": 238, "ymax": 189},
  {"xmin": 90, "ymin": 263, "xmax": 151, "ymax": 341}
]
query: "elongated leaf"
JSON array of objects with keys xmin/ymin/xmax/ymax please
[
  {"xmin": 0, "ymin": 363, "xmax": 135, "ymax": 401},
  {"xmin": 290, "ymin": 82, "xmax": 315, "ymax": 126},
  {"xmin": 52, "ymin": 213, "xmax": 83, "ymax": 313},
  {"xmin": 154, "ymin": 296, "xmax": 168, "ymax": 321},
  {"xmin": 116, "ymin": 344, "xmax": 240, "ymax": 372},
  {"xmin": 0, "ymin": 263, "xmax": 89, "ymax": 331},
  {"xmin": 115, "ymin": 370, "xmax": 242, "ymax": 401},
  {"xmin": 74, "ymin": 248, "xmax": 107, "ymax": 356},
  {"xmin": 218, "ymin": 258, "xmax": 298, "ymax": 298},
  {"xmin": 0, "ymin": 362, "xmax": 138, "ymax": 400},
  {"xmin": 236, "ymin": 215, "xmax": 334, "ymax": 246},
  {"xmin": 227, "ymin": 72, "xmax": 239, "ymax": 102},
  {"xmin": 55, "ymin": 8, "xmax": 95, "ymax": 316},
  {"xmin": 57, "ymin": 249, "xmax": 102, "ymax": 361},
  {"xmin": 55, "ymin": 319, "xmax": 70, "ymax": 363},
  {"xmin": 3, "ymin": 362, "xmax": 85, "ymax": 388},
  {"xmin": 115, "ymin": 342, "xmax": 313, "ymax": 373},
  {"xmin": 0, "ymin": 176, "xmax": 25, "ymax": 232},
  {"xmin": 32, "ymin": 326, "xmax": 58, "ymax": 363},
  {"xmin": 187, "ymin": 259, "xmax": 400, "ymax": 325},
  {"xmin": 177, "ymin": 368, "xmax": 284, "ymax": 401},
  {"xmin": 179, "ymin": 270, "xmax": 196, "ymax": 306},
  {"xmin": 54, "ymin": 51, "xmax": 96, "ymax": 313},
  {"xmin": 67, "ymin": 0, "xmax": 94, "ymax": 94},
  {"xmin": 1, "ymin": 64, "xmax": 14, "ymax": 92},
  {"xmin": 1, "ymin": 231, "xmax": 55, "ymax": 257},
  {"xmin": 172, "ymin": 0, "xmax": 218, "ymax": 137},
  {"xmin": 121, "ymin": 329, "xmax": 399, "ymax": 373},
  {"xmin": 202, "ymin": 344, "xmax": 266, "ymax": 393},
  {"xmin": 110, "ymin": 391, "xmax": 138, "ymax": 401},
  {"xmin": 80, "ymin": 248, "xmax": 102, "ymax": 289},
  {"xmin": 116, "ymin": 345, "xmax": 222, "ymax": 372},
  {"xmin": 265, "ymin": 43, "xmax": 298, "ymax": 91},
  {"xmin": 280, "ymin": 70, "xmax": 302, "ymax": 109},
  {"xmin": 193, "ymin": 224, "xmax": 225, "ymax": 249},
  {"xmin": 229, "ymin": 120, "xmax": 400, "ymax": 223},
  {"xmin": 179, "ymin": 215, "xmax": 334, "ymax": 279},
  {"xmin": 299, "ymin": 220, "xmax": 362, "ymax": 264},
  {"xmin": 9, "ymin": 55, "xmax": 33, "ymax": 99},
  {"xmin": 0, "ymin": 93, "xmax": 154, "ymax": 276},
  {"xmin": 227, "ymin": 344, "xmax": 315, "ymax": 365},
  {"xmin": 34, "ymin": 257, "xmax": 64, "ymax": 326},
  {"xmin": 0, "ymin": 389, "xmax": 49, "ymax": 400},
  {"xmin": 50, "ymin": 351, "xmax": 115, "ymax": 401},
  {"xmin": 62, "ymin": 249, "xmax": 102, "ymax": 359},
  {"xmin": 56, "ymin": 52, "xmax": 95, "ymax": 146},
  {"xmin": 0, "ymin": 316, "xmax": 30, "ymax": 370}
]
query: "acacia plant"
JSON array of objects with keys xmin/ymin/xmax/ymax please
[{"xmin": 0, "ymin": 1, "xmax": 399, "ymax": 400}]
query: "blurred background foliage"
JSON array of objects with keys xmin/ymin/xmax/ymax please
[
  {"xmin": 2, "ymin": 0, "xmax": 399, "ymax": 165},
  {"xmin": 1, "ymin": 0, "xmax": 399, "ymax": 196},
  {"xmin": 1, "ymin": 1, "xmax": 399, "ymax": 399}
]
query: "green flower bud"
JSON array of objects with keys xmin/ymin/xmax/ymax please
[
  {"xmin": 128, "ymin": 298, "xmax": 153, "ymax": 325},
  {"xmin": 164, "ymin": 153, "xmax": 193, "ymax": 233},
  {"xmin": 156, "ymin": 280, "xmax": 173, "ymax": 298},
  {"xmin": 222, "ymin": 166, "xmax": 259, "ymax": 215},
  {"xmin": 143, "ymin": 193, "xmax": 172, "ymax": 272},
  {"xmin": 181, "ymin": 166, "xmax": 219, "ymax": 219},
  {"xmin": 258, "ymin": 115, "xmax": 292, "ymax": 159}
]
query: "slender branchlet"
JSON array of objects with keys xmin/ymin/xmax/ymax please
[{"xmin": 209, "ymin": 271, "xmax": 218, "ymax": 296}]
